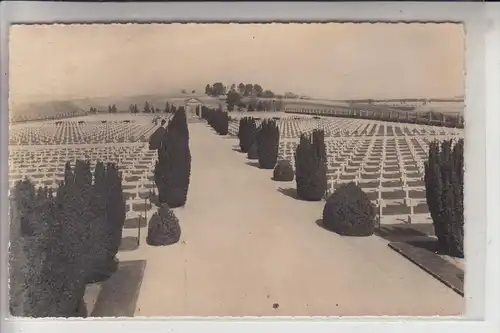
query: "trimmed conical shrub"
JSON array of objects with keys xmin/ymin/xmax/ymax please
[
  {"xmin": 104, "ymin": 163, "xmax": 126, "ymax": 273},
  {"xmin": 81, "ymin": 161, "xmax": 125, "ymax": 284},
  {"xmin": 322, "ymin": 182, "xmax": 376, "ymax": 236},
  {"xmin": 295, "ymin": 130, "xmax": 327, "ymax": 201},
  {"xmin": 218, "ymin": 111, "xmax": 229, "ymax": 135},
  {"xmin": 155, "ymin": 108, "xmax": 192, "ymax": 208},
  {"xmin": 247, "ymin": 142, "xmax": 258, "ymax": 160},
  {"xmin": 238, "ymin": 117, "xmax": 257, "ymax": 153},
  {"xmin": 201, "ymin": 107, "xmax": 229, "ymax": 135},
  {"xmin": 146, "ymin": 205, "xmax": 181, "ymax": 246},
  {"xmin": 148, "ymin": 126, "xmax": 166, "ymax": 150},
  {"xmin": 85, "ymin": 161, "xmax": 109, "ymax": 284},
  {"xmin": 9, "ymin": 178, "xmax": 87, "ymax": 317},
  {"xmin": 424, "ymin": 141, "xmax": 447, "ymax": 252},
  {"xmin": 168, "ymin": 106, "xmax": 190, "ymax": 140},
  {"xmin": 256, "ymin": 119, "xmax": 280, "ymax": 169},
  {"xmin": 424, "ymin": 138, "xmax": 464, "ymax": 257},
  {"xmin": 273, "ymin": 160, "xmax": 294, "ymax": 181}
]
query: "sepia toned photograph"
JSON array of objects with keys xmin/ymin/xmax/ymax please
[{"xmin": 8, "ymin": 23, "xmax": 465, "ymax": 318}]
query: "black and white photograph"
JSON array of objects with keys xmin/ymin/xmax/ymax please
[{"xmin": 6, "ymin": 21, "xmax": 471, "ymax": 318}]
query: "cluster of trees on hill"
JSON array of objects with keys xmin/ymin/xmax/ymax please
[
  {"xmin": 205, "ymin": 82, "xmax": 300, "ymax": 112},
  {"xmin": 205, "ymin": 82, "xmax": 276, "ymax": 99},
  {"xmin": 226, "ymin": 95, "xmax": 284, "ymax": 112},
  {"xmin": 89, "ymin": 105, "xmax": 119, "ymax": 113}
]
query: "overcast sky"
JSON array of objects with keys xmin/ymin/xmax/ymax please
[{"xmin": 9, "ymin": 23, "xmax": 464, "ymax": 103}]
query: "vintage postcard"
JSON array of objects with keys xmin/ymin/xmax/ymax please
[{"xmin": 8, "ymin": 23, "xmax": 465, "ymax": 317}]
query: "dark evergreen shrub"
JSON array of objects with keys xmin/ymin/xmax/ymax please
[
  {"xmin": 273, "ymin": 160, "xmax": 294, "ymax": 181},
  {"xmin": 295, "ymin": 130, "xmax": 327, "ymax": 201},
  {"xmin": 9, "ymin": 178, "xmax": 86, "ymax": 317},
  {"xmin": 238, "ymin": 117, "xmax": 257, "ymax": 153},
  {"xmin": 146, "ymin": 205, "xmax": 181, "ymax": 246},
  {"xmin": 424, "ymin": 141, "xmax": 447, "ymax": 252},
  {"xmin": 451, "ymin": 139, "xmax": 464, "ymax": 256},
  {"xmin": 202, "ymin": 107, "xmax": 229, "ymax": 135},
  {"xmin": 236, "ymin": 117, "xmax": 248, "ymax": 147},
  {"xmin": 322, "ymin": 182, "xmax": 376, "ymax": 236},
  {"xmin": 424, "ymin": 138, "xmax": 464, "ymax": 257},
  {"xmin": 148, "ymin": 126, "xmax": 166, "ymax": 150},
  {"xmin": 84, "ymin": 161, "xmax": 107, "ymax": 283},
  {"xmin": 155, "ymin": 108, "xmax": 192, "ymax": 208},
  {"xmin": 218, "ymin": 111, "xmax": 229, "ymax": 135},
  {"xmin": 9, "ymin": 179, "xmax": 45, "ymax": 316},
  {"xmin": 85, "ymin": 161, "xmax": 119, "ymax": 284},
  {"xmin": 255, "ymin": 119, "xmax": 280, "ymax": 169},
  {"xmin": 168, "ymin": 107, "xmax": 190, "ymax": 140},
  {"xmin": 247, "ymin": 142, "xmax": 258, "ymax": 160},
  {"xmin": 105, "ymin": 163, "xmax": 126, "ymax": 271}
]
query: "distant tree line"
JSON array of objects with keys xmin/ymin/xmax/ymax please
[
  {"xmin": 205, "ymin": 82, "xmax": 282, "ymax": 111},
  {"xmin": 108, "ymin": 105, "xmax": 118, "ymax": 113},
  {"xmin": 205, "ymin": 82, "xmax": 275, "ymax": 98},
  {"xmin": 129, "ymin": 101, "xmax": 178, "ymax": 114}
]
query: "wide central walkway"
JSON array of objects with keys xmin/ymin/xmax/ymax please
[{"xmin": 122, "ymin": 122, "xmax": 463, "ymax": 317}]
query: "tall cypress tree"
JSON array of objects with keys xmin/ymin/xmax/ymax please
[
  {"xmin": 238, "ymin": 117, "xmax": 257, "ymax": 153},
  {"xmin": 57, "ymin": 162, "xmax": 89, "ymax": 316},
  {"xmin": 425, "ymin": 139, "xmax": 464, "ymax": 257},
  {"xmin": 425, "ymin": 141, "xmax": 448, "ymax": 252},
  {"xmin": 9, "ymin": 179, "xmax": 38, "ymax": 316},
  {"xmin": 256, "ymin": 119, "xmax": 280, "ymax": 169},
  {"xmin": 450, "ymin": 138, "xmax": 464, "ymax": 257},
  {"xmin": 105, "ymin": 163, "xmax": 126, "ymax": 270},
  {"xmin": 155, "ymin": 108, "xmax": 192, "ymax": 207},
  {"xmin": 86, "ymin": 161, "xmax": 111, "ymax": 283},
  {"xmin": 295, "ymin": 130, "xmax": 327, "ymax": 201},
  {"xmin": 9, "ymin": 177, "xmax": 86, "ymax": 317}
]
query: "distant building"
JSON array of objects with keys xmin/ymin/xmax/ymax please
[{"xmin": 184, "ymin": 97, "xmax": 204, "ymax": 116}]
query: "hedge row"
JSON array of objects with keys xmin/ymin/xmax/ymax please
[{"xmin": 201, "ymin": 106, "xmax": 229, "ymax": 135}]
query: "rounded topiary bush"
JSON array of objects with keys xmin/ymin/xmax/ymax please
[
  {"xmin": 247, "ymin": 142, "xmax": 258, "ymax": 160},
  {"xmin": 322, "ymin": 182, "xmax": 376, "ymax": 236},
  {"xmin": 146, "ymin": 205, "xmax": 181, "ymax": 246},
  {"xmin": 273, "ymin": 160, "xmax": 294, "ymax": 181}
]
